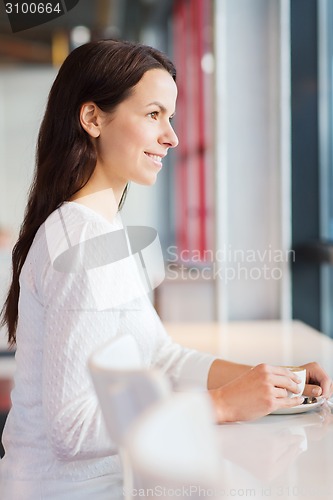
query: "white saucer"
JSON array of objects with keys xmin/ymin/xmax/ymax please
[{"xmin": 270, "ymin": 397, "xmax": 325, "ymax": 415}]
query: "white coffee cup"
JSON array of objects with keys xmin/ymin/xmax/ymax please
[{"xmin": 283, "ymin": 366, "xmax": 306, "ymax": 398}]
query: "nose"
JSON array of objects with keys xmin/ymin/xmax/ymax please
[{"xmin": 159, "ymin": 122, "xmax": 179, "ymax": 149}]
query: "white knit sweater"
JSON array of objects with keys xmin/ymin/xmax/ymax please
[{"xmin": 0, "ymin": 202, "xmax": 215, "ymax": 494}]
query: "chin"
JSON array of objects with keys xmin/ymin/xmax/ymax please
[{"xmin": 136, "ymin": 175, "xmax": 158, "ymax": 186}]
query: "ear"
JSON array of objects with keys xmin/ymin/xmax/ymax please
[{"xmin": 79, "ymin": 102, "xmax": 101, "ymax": 138}]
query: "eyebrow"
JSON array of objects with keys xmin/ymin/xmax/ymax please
[{"xmin": 146, "ymin": 101, "xmax": 176, "ymax": 116}]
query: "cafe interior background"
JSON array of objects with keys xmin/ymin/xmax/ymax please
[{"xmin": 0, "ymin": 0, "xmax": 333, "ymax": 456}]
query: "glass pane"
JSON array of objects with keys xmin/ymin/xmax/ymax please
[{"xmin": 319, "ymin": 0, "xmax": 333, "ymax": 337}]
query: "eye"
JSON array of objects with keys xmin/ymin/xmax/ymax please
[{"xmin": 148, "ymin": 111, "xmax": 159, "ymax": 120}]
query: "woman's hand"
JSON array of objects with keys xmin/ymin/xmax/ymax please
[
  {"xmin": 299, "ymin": 361, "xmax": 333, "ymax": 399},
  {"xmin": 209, "ymin": 363, "xmax": 304, "ymax": 423}
]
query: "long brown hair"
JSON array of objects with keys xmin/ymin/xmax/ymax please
[{"xmin": 1, "ymin": 39, "xmax": 176, "ymax": 346}]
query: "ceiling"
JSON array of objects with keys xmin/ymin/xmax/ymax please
[{"xmin": 0, "ymin": 0, "xmax": 173, "ymax": 65}]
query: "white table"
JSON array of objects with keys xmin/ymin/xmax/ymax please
[{"xmin": 166, "ymin": 320, "xmax": 333, "ymax": 500}]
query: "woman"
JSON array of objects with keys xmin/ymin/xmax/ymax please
[{"xmin": 0, "ymin": 39, "xmax": 331, "ymax": 499}]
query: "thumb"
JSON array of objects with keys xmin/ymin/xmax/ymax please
[{"xmin": 303, "ymin": 384, "xmax": 322, "ymax": 398}]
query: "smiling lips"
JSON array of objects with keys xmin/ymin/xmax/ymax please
[{"xmin": 144, "ymin": 152, "xmax": 165, "ymax": 165}]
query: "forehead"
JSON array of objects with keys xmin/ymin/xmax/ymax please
[{"xmin": 128, "ymin": 69, "xmax": 177, "ymax": 110}]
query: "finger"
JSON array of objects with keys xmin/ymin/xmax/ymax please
[
  {"xmin": 274, "ymin": 387, "xmax": 288, "ymax": 398},
  {"xmin": 274, "ymin": 385, "xmax": 304, "ymax": 402},
  {"xmin": 301, "ymin": 362, "xmax": 332, "ymax": 398},
  {"xmin": 273, "ymin": 374, "xmax": 302, "ymax": 395},
  {"xmin": 329, "ymin": 382, "xmax": 333, "ymax": 398},
  {"xmin": 303, "ymin": 384, "xmax": 322, "ymax": 398},
  {"xmin": 319, "ymin": 379, "xmax": 333, "ymax": 399},
  {"xmin": 273, "ymin": 366, "xmax": 302, "ymax": 382},
  {"xmin": 273, "ymin": 367, "xmax": 304, "ymax": 388},
  {"xmin": 282, "ymin": 396, "xmax": 305, "ymax": 408}
]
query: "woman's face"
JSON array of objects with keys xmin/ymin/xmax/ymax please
[{"xmin": 95, "ymin": 68, "xmax": 178, "ymax": 192}]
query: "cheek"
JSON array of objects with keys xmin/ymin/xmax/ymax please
[
  {"xmin": 99, "ymin": 133, "xmax": 127, "ymax": 158},
  {"xmin": 128, "ymin": 129, "xmax": 148, "ymax": 147},
  {"xmin": 100, "ymin": 120, "xmax": 149, "ymax": 159}
]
